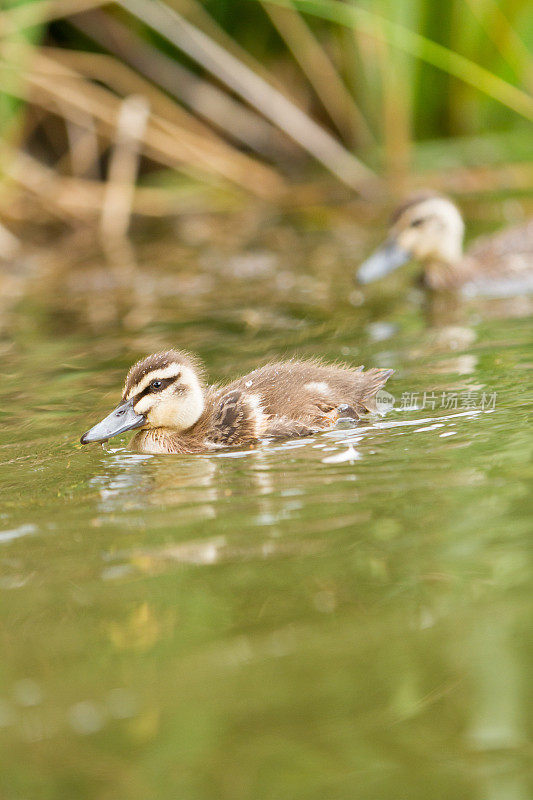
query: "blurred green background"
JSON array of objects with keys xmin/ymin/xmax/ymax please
[{"xmin": 1, "ymin": 0, "xmax": 533, "ymax": 233}]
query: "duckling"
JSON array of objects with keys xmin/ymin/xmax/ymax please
[
  {"xmin": 80, "ymin": 349, "xmax": 393, "ymax": 455},
  {"xmin": 356, "ymin": 193, "xmax": 533, "ymax": 294}
]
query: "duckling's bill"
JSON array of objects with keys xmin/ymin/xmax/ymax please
[
  {"xmin": 80, "ymin": 398, "xmax": 145, "ymax": 444},
  {"xmin": 357, "ymin": 239, "xmax": 411, "ymax": 284}
]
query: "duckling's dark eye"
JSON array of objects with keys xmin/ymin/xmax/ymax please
[
  {"xmin": 410, "ymin": 217, "xmax": 425, "ymax": 227},
  {"xmin": 150, "ymin": 380, "xmax": 163, "ymax": 390}
]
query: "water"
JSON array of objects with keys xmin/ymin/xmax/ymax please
[{"xmin": 0, "ymin": 211, "xmax": 532, "ymax": 799}]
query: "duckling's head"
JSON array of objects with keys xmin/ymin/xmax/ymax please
[
  {"xmin": 80, "ymin": 350, "xmax": 205, "ymax": 444},
  {"xmin": 357, "ymin": 194, "xmax": 465, "ymax": 284}
]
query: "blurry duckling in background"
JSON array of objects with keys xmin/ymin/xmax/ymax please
[
  {"xmin": 356, "ymin": 193, "xmax": 533, "ymax": 295},
  {"xmin": 81, "ymin": 349, "xmax": 393, "ymax": 455}
]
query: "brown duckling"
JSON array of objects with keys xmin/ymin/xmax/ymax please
[
  {"xmin": 356, "ymin": 193, "xmax": 533, "ymax": 295},
  {"xmin": 80, "ymin": 349, "xmax": 393, "ymax": 455}
]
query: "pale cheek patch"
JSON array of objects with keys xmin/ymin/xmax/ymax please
[
  {"xmin": 305, "ymin": 382, "xmax": 329, "ymax": 394},
  {"xmin": 134, "ymin": 387, "xmax": 177, "ymax": 421},
  {"xmin": 398, "ymin": 228, "xmax": 418, "ymax": 251},
  {"xmin": 154, "ymin": 394, "xmax": 192, "ymax": 428},
  {"xmin": 399, "ymin": 226, "xmax": 436, "ymax": 260},
  {"xmin": 134, "ymin": 395, "xmax": 153, "ymax": 415}
]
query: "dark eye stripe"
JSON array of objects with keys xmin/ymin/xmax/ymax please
[
  {"xmin": 130, "ymin": 376, "xmax": 178, "ymax": 403},
  {"xmin": 149, "ymin": 377, "xmax": 178, "ymax": 392}
]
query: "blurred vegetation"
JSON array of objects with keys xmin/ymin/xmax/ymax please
[{"xmin": 0, "ymin": 0, "xmax": 532, "ymax": 250}]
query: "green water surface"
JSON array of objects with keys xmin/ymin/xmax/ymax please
[{"xmin": 0, "ymin": 213, "xmax": 532, "ymax": 799}]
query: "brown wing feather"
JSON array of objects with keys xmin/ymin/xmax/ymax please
[
  {"xmin": 210, "ymin": 390, "xmax": 263, "ymax": 446},
  {"xmin": 220, "ymin": 359, "xmax": 393, "ymax": 427}
]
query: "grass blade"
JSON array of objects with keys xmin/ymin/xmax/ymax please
[
  {"xmin": 260, "ymin": 0, "xmax": 374, "ymax": 146},
  {"xmin": 69, "ymin": 9, "xmax": 290, "ymax": 160},
  {"xmin": 115, "ymin": 0, "xmax": 377, "ymax": 191},
  {"xmin": 265, "ymin": 0, "xmax": 533, "ymax": 122}
]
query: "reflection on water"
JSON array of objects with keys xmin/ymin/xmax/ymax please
[{"xmin": 0, "ymin": 217, "xmax": 532, "ymax": 799}]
